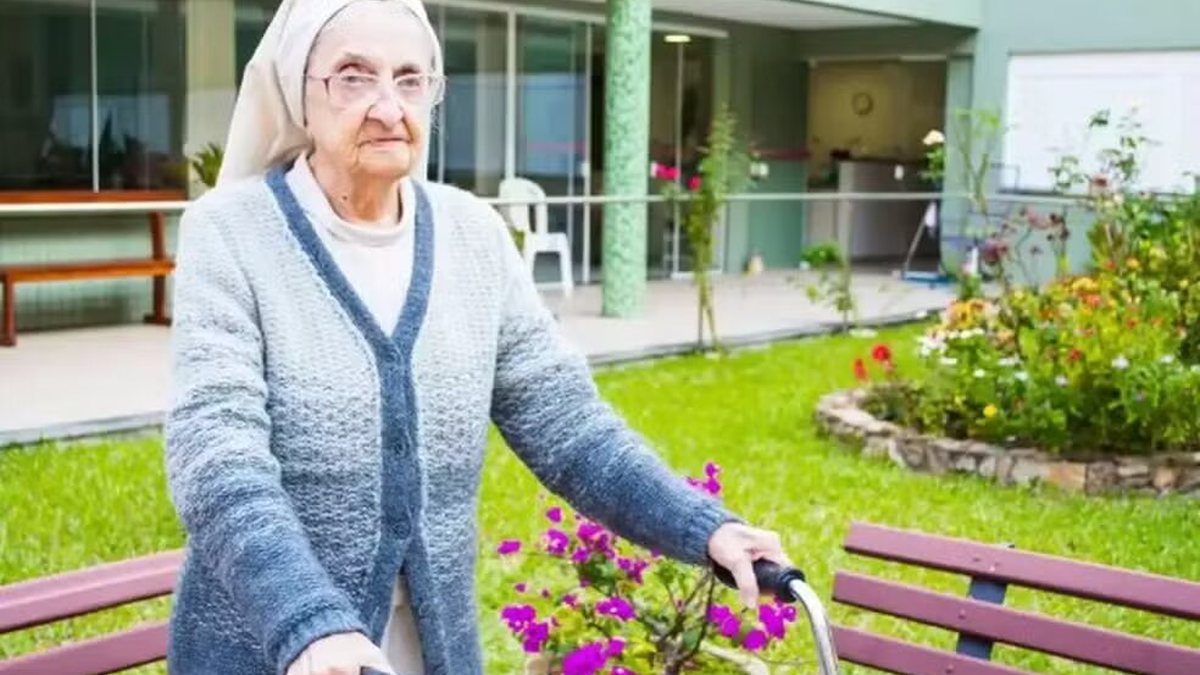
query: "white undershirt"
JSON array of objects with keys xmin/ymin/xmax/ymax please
[
  {"xmin": 286, "ymin": 156, "xmax": 415, "ymax": 333},
  {"xmin": 285, "ymin": 156, "xmax": 424, "ymax": 673}
]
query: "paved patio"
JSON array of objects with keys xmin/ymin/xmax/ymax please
[{"xmin": 0, "ymin": 271, "xmax": 952, "ymax": 444}]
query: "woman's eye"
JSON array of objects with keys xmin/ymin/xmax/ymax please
[
  {"xmin": 397, "ymin": 76, "xmax": 423, "ymax": 90},
  {"xmin": 341, "ymin": 74, "xmax": 374, "ymax": 87}
]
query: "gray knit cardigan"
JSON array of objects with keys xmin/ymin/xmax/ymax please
[{"xmin": 163, "ymin": 166, "xmax": 736, "ymax": 674}]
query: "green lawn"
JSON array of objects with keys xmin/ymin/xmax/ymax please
[{"xmin": 2, "ymin": 325, "xmax": 1198, "ymax": 673}]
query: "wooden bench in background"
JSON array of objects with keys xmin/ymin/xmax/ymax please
[
  {"xmin": 0, "ymin": 191, "xmax": 182, "ymax": 347},
  {"xmin": 832, "ymin": 522, "xmax": 1200, "ymax": 674},
  {"xmin": 0, "ymin": 551, "xmax": 182, "ymax": 675},
  {"xmin": 3, "ymin": 523, "xmax": 1199, "ymax": 673}
]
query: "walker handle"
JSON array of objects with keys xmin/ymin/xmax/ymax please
[{"xmin": 712, "ymin": 558, "xmax": 806, "ymax": 601}]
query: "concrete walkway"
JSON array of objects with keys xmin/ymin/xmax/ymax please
[{"xmin": 0, "ymin": 271, "xmax": 952, "ymax": 444}]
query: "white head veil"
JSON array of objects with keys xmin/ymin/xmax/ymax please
[{"xmin": 216, "ymin": 0, "xmax": 442, "ymax": 186}]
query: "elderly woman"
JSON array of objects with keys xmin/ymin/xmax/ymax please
[{"xmin": 165, "ymin": 1, "xmax": 789, "ymax": 674}]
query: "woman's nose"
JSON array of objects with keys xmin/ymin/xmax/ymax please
[{"xmin": 367, "ymin": 94, "xmax": 407, "ymax": 127}]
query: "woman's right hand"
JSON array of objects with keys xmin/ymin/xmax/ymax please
[{"xmin": 285, "ymin": 631, "xmax": 395, "ymax": 675}]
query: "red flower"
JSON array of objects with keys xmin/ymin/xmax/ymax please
[
  {"xmin": 688, "ymin": 175, "xmax": 702, "ymax": 191},
  {"xmin": 871, "ymin": 344, "xmax": 893, "ymax": 364},
  {"xmin": 1067, "ymin": 348, "xmax": 1084, "ymax": 363},
  {"xmin": 853, "ymin": 358, "xmax": 869, "ymax": 382}
]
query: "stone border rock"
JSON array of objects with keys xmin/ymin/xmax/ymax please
[{"xmin": 816, "ymin": 389, "xmax": 1200, "ymax": 497}]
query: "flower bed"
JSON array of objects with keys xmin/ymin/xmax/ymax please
[
  {"xmin": 827, "ymin": 110, "xmax": 1200, "ymax": 487},
  {"xmin": 816, "ymin": 388, "xmax": 1200, "ymax": 496}
]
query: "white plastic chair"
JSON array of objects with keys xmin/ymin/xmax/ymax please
[{"xmin": 498, "ymin": 177, "xmax": 574, "ymax": 297}]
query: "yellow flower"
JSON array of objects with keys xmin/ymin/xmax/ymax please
[
  {"xmin": 983, "ymin": 404, "xmax": 999, "ymax": 419},
  {"xmin": 1125, "ymin": 258, "xmax": 1141, "ymax": 271}
]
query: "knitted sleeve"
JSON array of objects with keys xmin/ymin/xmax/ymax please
[
  {"xmin": 485, "ymin": 206, "xmax": 738, "ymax": 566},
  {"xmin": 164, "ymin": 202, "xmax": 366, "ymax": 674}
]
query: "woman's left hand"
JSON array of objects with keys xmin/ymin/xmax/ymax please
[{"xmin": 707, "ymin": 522, "xmax": 792, "ymax": 608}]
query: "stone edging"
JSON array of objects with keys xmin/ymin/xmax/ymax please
[{"xmin": 815, "ymin": 389, "xmax": 1200, "ymax": 497}]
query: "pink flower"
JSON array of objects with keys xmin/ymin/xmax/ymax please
[
  {"xmin": 606, "ymin": 637, "xmax": 626, "ymax": 658},
  {"xmin": 742, "ymin": 629, "xmax": 768, "ymax": 651},
  {"xmin": 596, "ymin": 596, "xmax": 636, "ymax": 621},
  {"xmin": 688, "ymin": 175, "xmax": 702, "ymax": 191},
  {"xmin": 759, "ymin": 604, "xmax": 787, "ymax": 639},
  {"xmin": 546, "ymin": 506, "xmax": 563, "ymax": 523},
  {"xmin": 522, "ymin": 620, "xmax": 551, "ymax": 653},
  {"xmin": 562, "ymin": 594, "xmax": 578, "ymax": 608},
  {"xmin": 514, "ymin": 583, "xmax": 527, "ymax": 593},
  {"xmin": 500, "ymin": 604, "xmax": 536, "ymax": 633},
  {"xmin": 708, "ymin": 604, "xmax": 741, "ymax": 638},
  {"xmin": 563, "ymin": 642, "xmax": 608, "ymax": 675},
  {"xmin": 544, "ymin": 528, "xmax": 570, "ymax": 556},
  {"xmin": 610, "ymin": 667, "xmax": 637, "ymax": 675},
  {"xmin": 497, "ymin": 540, "xmax": 521, "ymax": 556}
]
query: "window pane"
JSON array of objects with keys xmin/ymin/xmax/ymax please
[
  {"xmin": 236, "ymin": 0, "xmax": 277, "ymax": 87},
  {"xmin": 96, "ymin": 0, "xmax": 186, "ymax": 191},
  {"xmin": 0, "ymin": 0, "xmax": 92, "ymax": 191},
  {"xmin": 430, "ymin": 7, "xmax": 507, "ymax": 195}
]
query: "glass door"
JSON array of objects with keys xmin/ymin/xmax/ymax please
[
  {"xmin": 650, "ymin": 32, "xmax": 720, "ymax": 278},
  {"xmin": 429, "ymin": 6, "xmax": 507, "ymax": 195},
  {"xmin": 515, "ymin": 16, "xmax": 590, "ymax": 285}
]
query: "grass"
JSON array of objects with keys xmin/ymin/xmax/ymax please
[{"xmin": 2, "ymin": 325, "xmax": 1198, "ymax": 673}]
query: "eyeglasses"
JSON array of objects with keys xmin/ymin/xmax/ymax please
[{"xmin": 308, "ymin": 72, "xmax": 446, "ymax": 108}]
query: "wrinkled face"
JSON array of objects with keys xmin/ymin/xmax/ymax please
[{"xmin": 303, "ymin": 1, "xmax": 439, "ymax": 181}]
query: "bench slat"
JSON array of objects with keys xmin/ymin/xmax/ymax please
[
  {"xmin": 0, "ymin": 552, "xmax": 182, "ymax": 633},
  {"xmin": 845, "ymin": 522, "xmax": 1200, "ymax": 620},
  {"xmin": 0, "ymin": 621, "xmax": 167, "ymax": 675},
  {"xmin": 835, "ymin": 572, "xmax": 1200, "ymax": 675},
  {"xmin": 832, "ymin": 625, "xmax": 1030, "ymax": 675},
  {"xmin": 0, "ymin": 259, "xmax": 174, "ymax": 283}
]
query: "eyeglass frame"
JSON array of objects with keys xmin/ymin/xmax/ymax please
[{"xmin": 306, "ymin": 71, "xmax": 447, "ymax": 109}]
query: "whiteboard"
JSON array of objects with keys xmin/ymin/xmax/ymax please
[{"xmin": 1003, "ymin": 51, "xmax": 1200, "ymax": 193}]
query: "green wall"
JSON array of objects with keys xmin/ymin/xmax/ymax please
[
  {"xmin": 971, "ymin": 0, "xmax": 1200, "ymax": 116},
  {"xmin": 797, "ymin": 0, "xmax": 981, "ymax": 28}
]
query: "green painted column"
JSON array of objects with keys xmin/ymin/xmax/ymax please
[{"xmin": 601, "ymin": 0, "xmax": 651, "ymax": 318}]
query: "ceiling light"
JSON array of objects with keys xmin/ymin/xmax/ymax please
[{"xmin": 664, "ymin": 34, "xmax": 692, "ymax": 44}]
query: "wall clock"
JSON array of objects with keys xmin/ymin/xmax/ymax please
[{"xmin": 851, "ymin": 91, "xmax": 874, "ymax": 116}]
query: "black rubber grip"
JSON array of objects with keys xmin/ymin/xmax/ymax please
[{"xmin": 714, "ymin": 558, "xmax": 806, "ymax": 602}]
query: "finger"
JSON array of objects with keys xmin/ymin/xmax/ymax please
[
  {"xmin": 730, "ymin": 557, "xmax": 760, "ymax": 608},
  {"xmin": 360, "ymin": 651, "xmax": 396, "ymax": 675}
]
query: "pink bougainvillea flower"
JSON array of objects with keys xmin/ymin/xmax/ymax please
[
  {"xmin": 562, "ymin": 642, "xmax": 608, "ymax": 675},
  {"xmin": 759, "ymin": 604, "xmax": 787, "ymax": 639},
  {"xmin": 546, "ymin": 506, "xmax": 563, "ymax": 523},
  {"xmin": 544, "ymin": 528, "xmax": 570, "ymax": 556},
  {"xmin": 606, "ymin": 637, "xmax": 626, "ymax": 658},
  {"xmin": 497, "ymin": 540, "xmax": 521, "ymax": 556},
  {"xmin": 571, "ymin": 547, "xmax": 591, "ymax": 564},
  {"xmin": 500, "ymin": 604, "xmax": 536, "ymax": 633},
  {"xmin": 562, "ymin": 593, "xmax": 578, "ymax": 608},
  {"xmin": 596, "ymin": 596, "xmax": 636, "ymax": 621},
  {"xmin": 522, "ymin": 620, "xmax": 551, "ymax": 653},
  {"xmin": 514, "ymin": 583, "xmax": 527, "ymax": 593},
  {"xmin": 610, "ymin": 667, "xmax": 637, "ymax": 675},
  {"xmin": 742, "ymin": 629, "xmax": 768, "ymax": 651},
  {"xmin": 705, "ymin": 462, "xmax": 721, "ymax": 478}
]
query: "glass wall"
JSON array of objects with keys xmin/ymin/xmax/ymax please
[
  {"xmin": 516, "ymin": 15, "xmax": 590, "ymax": 280},
  {"xmin": 0, "ymin": 0, "xmax": 93, "ymax": 191},
  {"xmin": 429, "ymin": 6, "xmax": 507, "ymax": 196},
  {"xmin": 0, "ymin": 0, "xmax": 185, "ymax": 194},
  {"xmin": 96, "ymin": 0, "xmax": 187, "ymax": 190}
]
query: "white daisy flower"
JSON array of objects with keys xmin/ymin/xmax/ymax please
[{"xmin": 1112, "ymin": 356, "xmax": 1130, "ymax": 370}]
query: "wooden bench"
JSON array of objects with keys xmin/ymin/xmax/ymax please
[
  {"xmin": 0, "ymin": 551, "xmax": 182, "ymax": 674},
  {"xmin": 831, "ymin": 522, "xmax": 1200, "ymax": 674},
  {"xmin": 0, "ymin": 203, "xmax": 177, "ymax": 347}
]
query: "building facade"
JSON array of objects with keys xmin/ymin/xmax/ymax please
[{"xmin": 1, "ymin": 0, "xmax": 1198, "ymax": 330}]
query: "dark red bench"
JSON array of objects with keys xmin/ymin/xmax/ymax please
[
  {"xmin": 0, "ymin": 551, "xmax": 182, "ymax": 674},
  {"xmin": 832, "ymin": 522, "xmax": 1200, "ymax": 674}
]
